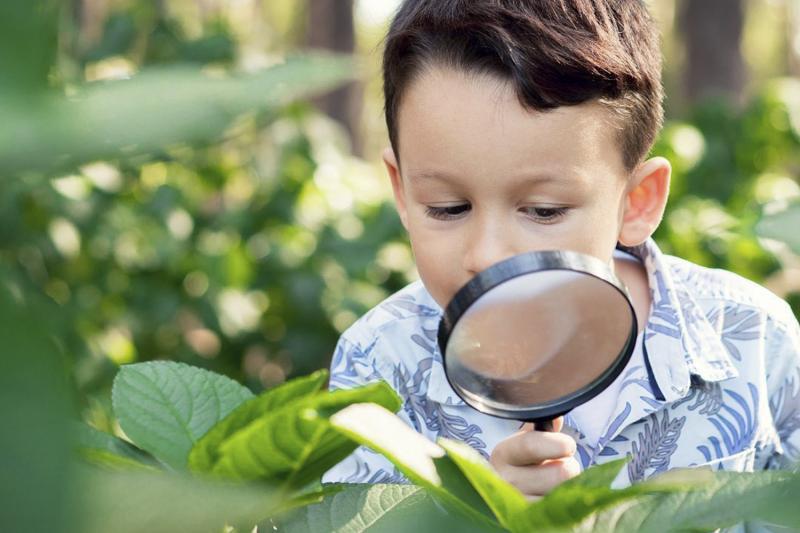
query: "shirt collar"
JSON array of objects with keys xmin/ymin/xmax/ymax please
[{"xmin": 625, "ymin": 239, "xmax": 739, "ymax": 402}]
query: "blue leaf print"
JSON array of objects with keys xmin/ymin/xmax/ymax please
[
  {"xmin": 341, "ymin": 449, "xmax": 408, "ymax": 484},
  {"xmin": 619, "ymin": 365, "xmax": 652, "ymax": 395},
  {"xmin": 596, "ymin": 402, "xmax": 632, "ymax": 455},
  {"xmin": 698, "ymin": 436, "xmax": 725, "ymax": 463},
  {"xmin": 698, "ymin": 445, "xmax": 712, "ymax": 462},
  {"xmin": 703, "ymin": 383, "xmax": 759, "ymax": 457},
  {"xmin": 627, "ymin": 409, "xmax": 687, "ymax": 482},
  {"xmin": 575, "ymin": 444, "xmax": 592, "ymax": 470},
  {"xmin": 707, "ymin": 305, "xmax": 763, "ymax": 362},
  {"xmin": 672, "ymin": 378, "xmax": 722, "ymax": 415},
  {"xmin": 648, "ymin": 323, "xmax": 682, "ymax": 338},
  {"xmin": 367, "ymin": 468, "xmax": 409, "ymax": 484},
  {"xmin": 770, "ymin": 374, "xmax": 800, "ymax": 460},
  {"xmin": 380, "ymin": 294, "xmax": 440, "ymax": 319},
  {"xmin": 329, "ymin": 338, "xmax": 381, "ymax": 390},
  {"xmin": 394, "ymin": 358, "xmax": 487, "ymax": 455},
  {"xmin": 410, "ymin": 326, "xmax": 439, "ymax": 357},
  {"xmin": 676, "ymin": 290, "xmax": 706, "ymax": 328},
  {"xmin": 563, "ymin": 421, "xmax": 593, "ymax": 469},
  {"xmin": 648, "ymin": 270, "xmax": 681, "ymax": 339},
  {"xmin": 640, "ymin": 396, "xmax": 663, "ymax": 410}
]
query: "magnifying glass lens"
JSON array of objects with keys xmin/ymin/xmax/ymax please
[{"xmin": 444, "ymin": 268, "xmax": 634, "ymax": 415}]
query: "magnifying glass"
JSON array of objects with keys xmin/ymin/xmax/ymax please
[{"xmin": 437, "ymin": 249, "xmax": 638, "ymax": 431}]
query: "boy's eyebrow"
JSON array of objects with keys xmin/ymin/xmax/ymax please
[{"xmin": 408, "ymin": 169, "xmax": 589, "ymax": 187}]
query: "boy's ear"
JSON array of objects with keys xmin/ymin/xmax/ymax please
[
  {"xmin": 382, "ymin": 147, "xmax": 409, "ymax": 230},
  {"xmin": 618, "ymin": 156, "xmax": 671, "ymax": 247}
]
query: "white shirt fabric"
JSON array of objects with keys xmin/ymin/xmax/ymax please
[{"xmin": 566, "ymin": 328, "xmax": 646, "ymax": 447}]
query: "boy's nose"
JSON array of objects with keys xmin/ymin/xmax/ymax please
[{"xmin": 462, "ymin": 223, "xmax": 517, "ymax": 276}]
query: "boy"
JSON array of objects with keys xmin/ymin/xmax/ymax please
[{"xmin": 322, "ymin": 0, "xmax": 800, "ymax": 496}]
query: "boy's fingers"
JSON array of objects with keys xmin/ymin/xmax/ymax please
[
  {"xmin": 498, "ymin": 457, "xmax": 581, "ymax": 496},
  {"xmin": 491, "ymin": 429, "xmax": 576, "ymax": 467}
]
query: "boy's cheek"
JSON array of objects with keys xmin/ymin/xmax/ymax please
[{"xmin": 410, "ymin": 239, "xmax": 465, "ymax": 308}]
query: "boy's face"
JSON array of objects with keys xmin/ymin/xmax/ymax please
[{"xmin": 384, "ymin": 66, "xmax": 668, "ymax": 309}]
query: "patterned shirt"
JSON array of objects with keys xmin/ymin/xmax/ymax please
[{"xmin": 322, "ymin": 238, "xmax": 800, "ymax": 488}]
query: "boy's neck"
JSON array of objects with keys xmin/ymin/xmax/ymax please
[{"xmin": 613, "ymin": 254, "xmax": 651, "ymax": 334}]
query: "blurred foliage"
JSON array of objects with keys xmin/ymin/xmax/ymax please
[
  {"xmin": 22, "ymin": 99, "xmax": 411, "ymax": 418},
  {"xmin": 652, "ymin": 78, "xmax": 800, "ymax": 306},
  {"xmin": 0, "ymin": 1, "xmax": 410, "ymax": 433},
  {"xmin": 0, "ymin": 277, "xmax": 74, "ymax": 533},
  {"xmin": 3, "ymin": 0, "xmax": 800, "ymax": 446}
]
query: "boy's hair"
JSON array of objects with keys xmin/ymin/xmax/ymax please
[{"xmin": 383, "ymin": 0, "xmax": 664, "ymax": 172}]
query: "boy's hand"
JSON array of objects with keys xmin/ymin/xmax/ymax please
[{"xmin": 489, "ymin": 417, "xmax": 580, "ymax": 500}]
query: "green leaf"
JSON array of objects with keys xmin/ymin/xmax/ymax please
[
  {"xmin": 756, "ymin": 203, "xmax": 800, "ymax": 254},
  {"xmin": 207, "ymin": 382, "xmax": 401, "ymax": 488},
  {"xmin": 277, "ymin": 484, "xmax": 502, "ymax": 533},
  {"xmin": 510, "ymin": 459, "xmax": 697, "ymax": 532},
  {"xmin": 437, "ymin": 438, "xmax": 528, "ymax": 530},
  {"xmin": 329, "ymin": 403, "xmax": 500, "ymax": 529},
  {"xmin": 0, "ymin": 53, "xmax": 358, "ymax": 176},
  {"xmin": 189, "ymin": 370, "xmax": 327, "ymax": 473},
  {"xmin": 79, "ymin": 449, "xmax": 159, "ymax": 472},
  {"xmin": 73, "ymin": 464, "xmax": 282, "ymax": 533},
  {"xmin": 73, "ymin": 423, "xmax": 158, "ymax": 471},
  {"xmin": 112, "ymin": 361, "xmax": 253, "ymax": 469},
  {"xmin": 0, "ymin": 276, "xmax": 73, "ymax": 533},
  {"xmin": 73, "ymin": 423, "xmax": 154, "ymax": 463},
  {"xmin": 270, "ymin": 483, "xmax": 348, "ymax": 519},
  {"xmin": 0, "ymin": 1, "xmax": 59, "ymax": 96},
  {"xmin": 579, "ymin": 469, "xmax": 800, "ymax": 533}
]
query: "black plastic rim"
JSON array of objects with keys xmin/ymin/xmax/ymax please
[{"xmin": 436, "ymin": 249, "xmax": 639, "ymax": 423}]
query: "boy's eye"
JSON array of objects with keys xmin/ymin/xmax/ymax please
[
  {"xmin": 425, "ymin": 204, "xmax": 471, "ymax": 220},
  {"xmin": 520, "ymin": 206, "xmax": 569, "ymax": 223}
]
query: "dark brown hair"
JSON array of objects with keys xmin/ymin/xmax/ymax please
[{"xmin": 383, "ymin": 0, "xmax": 664, "ymax": 172}]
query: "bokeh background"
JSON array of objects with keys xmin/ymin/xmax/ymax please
[{"xmin": 3, "ymin": 0, "xmax": 800, "ymax": 435}]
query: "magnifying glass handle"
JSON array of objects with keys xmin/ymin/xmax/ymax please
[{"xmin": 533, "ymin": 419, "xmax": 554, "ymax": 432}]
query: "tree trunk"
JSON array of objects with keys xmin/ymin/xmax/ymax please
[
  {"xmin": 305, "ymin": 0, "xmax": 362, "ymax": 156},
  {"xmin": 789, "ymin": 0, "xmax": 800, "ymax": 77},
  {"xmin": 679, "ymin": 0, "xmax": 747, "ymax": 106}
]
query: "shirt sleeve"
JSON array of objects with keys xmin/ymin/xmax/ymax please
[
  {"xmin": 322, "ymin": 332, "xmax": 414, "ymax": 484},
  {"xmin": 766, "ymin": 308, "xmax": 800, "ymax": 470}
]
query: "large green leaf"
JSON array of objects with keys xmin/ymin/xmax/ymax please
[
  {"xmin": 206, "ymin": 383, "xmax": 401, "ymax": 489},
  {"xmin": 112, "ymin": 361, "xmax": 254, "ymax": 469},
  {"xmin": 508, "ymin": 459, "xmax": 701, "ymax": 532},
  {"xmin": 577, "ymin": 469, "xmax": 800, "ymax": 532},
  {"xmin": 0, "ymin": 2, "xmax": 58, "ymax": 96},
  {"xmin": 329, "ymin": 403, "xmax": 499, "ymax": 529},
  {"xmin": 756, "ymin": 203, "xmax": 800, "ymax": 254},
  {"xmin": 436, "ymin": 441, "xmax": 702, "ymax": 533},
  {"xmin": 0, "ymin": 54, "xmax": 357, "ymax": 176},
  {"xmin": 437, "ymin": 438, "xmax": 528, "ymax": 531},
  {"xmin": 277, "ymin": 483, "xmax": 501, "ymax": 533},
  {"xmin": 73, "ymin": 423, "xmax": 158, "ymax": 471},
  {"xmin": 73, "ymin": 465, "xmax": 282, "ymax": 533},
  {"xmin": 189, "ymin": 370, "xmax": 328, "ymax": 473},
  {"xmin": 0, "ymin": 276, "xmax": 73, "ymax": 533}
]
